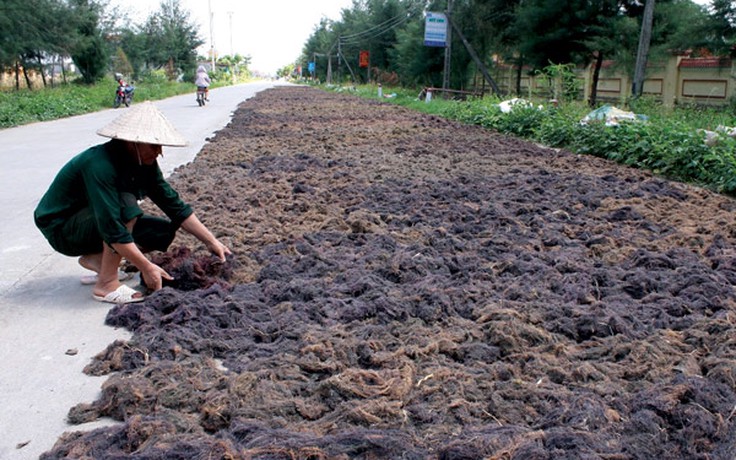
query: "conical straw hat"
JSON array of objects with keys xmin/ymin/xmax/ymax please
[{"xmin": 97, "ymin": 101, "xmax": 188, "ymax": 147}]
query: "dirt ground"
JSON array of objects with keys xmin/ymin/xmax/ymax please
[{"xmin": 41, "ymin": 86, "xmax": 736, "ymax": 459}]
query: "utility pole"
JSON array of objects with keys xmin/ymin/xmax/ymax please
[
  {"xmin": 632, "ymin": 0, "xmax": 655, "ymax": 98},
  {"xmin": 337, "ymin": 38, "xmax": 342, "ymax": 83},
  {"xmin": 208, "ymin": 0, "xmax": 215, "ymax": 71},
  {"xmin": 228, "ymin": 11, "xmax": 234, "ymax": 56},
  {"xmin": 442, "ymin": 0, "xmax": 452, "ymax": 91},
  {"xmin": 327, "ymin": 55, "xmax": 333, "ymax": 84},
  {"xmin": 228, "ymin": 11, "xmax": 235, "ymax": 81},
  {"xmin": 445, "ymin": 11, "xmax": 500, "ymax": 95}
]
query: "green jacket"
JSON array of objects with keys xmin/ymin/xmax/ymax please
[{"xmin": 34, "ymin": 141, "xmax": 192, "ymax": 246}]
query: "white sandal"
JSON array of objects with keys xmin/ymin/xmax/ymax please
[{"xmin": 92, "ymin": 285, "xmax": 144, "ymax": 304}]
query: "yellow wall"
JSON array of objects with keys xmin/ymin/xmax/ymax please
[
  {"xmin": 491, "ymin": 56, "xmax": 734, "ymax": 107},
  {"xmin": 583, "ymin": 56, "xmax": 734, "ymax": 107}
]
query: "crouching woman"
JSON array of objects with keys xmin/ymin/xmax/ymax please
[{"xmin": 34, "ymin": 102, "xmax": 231, "ymax": 304}]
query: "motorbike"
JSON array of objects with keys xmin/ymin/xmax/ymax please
[
  {"xmin": 196, "ymin": 86, "xmax": 207, "ymax": 106},
  {"xmin": 114, "ymin": 82, "xmax": 135, "ymax": 108}
]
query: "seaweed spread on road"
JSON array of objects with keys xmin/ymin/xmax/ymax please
[{"xmin": 42, "ymin": 87, "xmax": 736, "ymax": 459}]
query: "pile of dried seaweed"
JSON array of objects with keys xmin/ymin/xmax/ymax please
[{"xmin": 42, "ymin": 87, "xmax": 736, "ymax": 459}]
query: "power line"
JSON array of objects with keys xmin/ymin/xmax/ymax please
[
  {"xmin": 319, "ymin": 3, "xmax": 423, "ymax": 82},
  {"xmin": 339, "ymin": 12, "xmax": 410, "ymax": 40},
  {"xmin": 338, "ymin": 3, "xmax": 423, "ymax": 45},
  {"xmin": 339, "ymin": 15, "xmax": 410, "ymax": 45}
]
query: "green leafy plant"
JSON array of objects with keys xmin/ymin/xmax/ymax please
[{"xmin": 535, "ymin": 63, "xmax": 581, "ymax": 103}]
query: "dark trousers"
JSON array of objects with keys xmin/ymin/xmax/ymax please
[{"xmin": 46, "ymin": 193, "xmax": 178, "ymax": 256}]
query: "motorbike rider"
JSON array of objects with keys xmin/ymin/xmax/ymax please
[
  {"xmin": 195, "ymin": 65, "xmax": 211, "ymax": 101},
  {"xmin": 114, "ymin": 73, "xmax": 135, "ymax": 107}
]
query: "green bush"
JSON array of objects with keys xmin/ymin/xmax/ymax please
[
  {"xmin": 536, "ymin": 108, "xmax": 580, "ymax": 147},
  {"xmin": 0, "ymin": 82, "xmax": 97, "ymax": 127},
  {"xmin": 494, "ymin": 105, "xmax": 548, "ymax": 138}
]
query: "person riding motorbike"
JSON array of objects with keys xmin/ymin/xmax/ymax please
[
  {"xmin": 194, "ymin": 65, "xmax": 211, "ymax": 102},
  {"xmin": 114, "ymin": 73, "xmax": 135, "ymax": 108}
]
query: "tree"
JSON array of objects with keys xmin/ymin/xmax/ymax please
[
  {"xmin": 581, "ymin": 0, "xmax": 636, "ymax": 106},
  {"xmin": 216, "ymin": 53, "xmax": 251, "ymax": 81},
  {"xmin": 113, "ymin": 27, "xmax": 148, "ymax": 78},
  {"xmin": 67, "ymin": 0, "xmax": 109, "ymax": 83},
  {"xmin": 644, "ymin": 0, "xmax": 708, "ymax": 56},
  {"xmin": 337, "ymin": 0, "xmax": 413, "ymax": 82},
  {"xmin": 466, "ymin": 0, "xmax": 523, "ymax": 94},
  {"xmin": 296, "ymin": 0, "xmax": 716, "ymax": 98},
  {"xmin": 514, "ymin": 0, "xmax": 602, "ymax": 69},
  {"xmin": 112, "ymin": 47, "xmax": 134, "ymax": 77},
  {"xmin": 705, "ymin": 0, "xmax": 736, "ymax": 56},
  {"xmin": 301, "ymin": 0, "xmax": 426, "ymax": 84},
  {"xmin": 139, "ymin": 0, "xmax": 203, "ymax": 79},
  {"xmin": 0, "ymin": 0, "xmax": 77, "ymax": 88}
]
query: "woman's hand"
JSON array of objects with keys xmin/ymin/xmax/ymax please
[
  {"xmin": 140, "ymin": 262, "xmax": 174, "ymax": 291},
  {"xmin": 180, "ymin": 214, "xmax": 232, "ymax": 262},
  {"xmin": 112, "ymin": 241, "xmax": 174, "ymax": 292},
  {"xmin": 207, "ymin": 239, "xmax": 232, "ymax": 262}
]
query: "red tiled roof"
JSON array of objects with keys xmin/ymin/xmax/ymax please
[{"xmin": 679, "ymin": 58, "xmax": 731, "ymax": 68}]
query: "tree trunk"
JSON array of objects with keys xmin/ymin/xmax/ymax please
[
  {"xmin": 61, "ymin": 56, "xmax": 68, "ymax": 84},
  {"xmin": 590, "ymin": 51, "xmax": 603, "ymax": 107},
  {"xmin": 632, "ymin": 0, "xmax": 655, "ymax": 98},
  {"xmin": 22, "ymin": 62, "xmax": 33, "ymax": 89},
  {"xmin": 37, "ymin": 55, "xmax": 47, "ymax": 87},
  {"xmin": 515, "ymin": 56, "xmax": 523, "ymax": 96}
]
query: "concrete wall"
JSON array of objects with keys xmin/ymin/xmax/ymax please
[
  {"xmin": 491, "ymin": 56, "xmax": 735, "ymax": 108},
  {"xmin": 585, "ymin": 56, "xmax": 734, "ymax": 107}
]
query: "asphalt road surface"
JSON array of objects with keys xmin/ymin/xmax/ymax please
[{"xmin": 0, "ymin": 81, "xmax": 278, "ymax": 460}]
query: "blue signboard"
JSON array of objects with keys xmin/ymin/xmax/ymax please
[
  {"xmin": 424, "ymin": 12, "xmax": 447, "ymax": 47},
  {"xmin": 308, "ymin": 62, "xmax": 315, "ymax": 74}
]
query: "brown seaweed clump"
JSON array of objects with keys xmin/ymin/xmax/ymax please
[
  {"xmin": 144, "ymin": 245, "xmax": 235, "ymax": 292},
  {"xmin": 41, "ymin": 87, "xmax": 736, "ymax": 459}
]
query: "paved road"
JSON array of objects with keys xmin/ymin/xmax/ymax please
[{"xmin": 0, "ymin": 81, "xmax": 277, "ymax": 460}]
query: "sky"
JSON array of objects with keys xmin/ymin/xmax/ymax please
[{"xmin": 112, "ymin": 0, "xmax": 355, "ymax": 75}]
